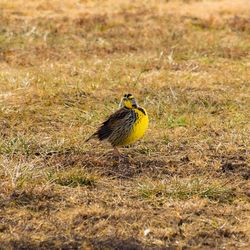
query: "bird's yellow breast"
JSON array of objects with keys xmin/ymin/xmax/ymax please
[{"xmin": 121, "ymin": 107, "xmax": 148, "ymax": 146}]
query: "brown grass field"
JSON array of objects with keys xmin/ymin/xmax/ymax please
[{"xmin": 0, "ymin": 0, "xmax": 250, "ymax": 249}]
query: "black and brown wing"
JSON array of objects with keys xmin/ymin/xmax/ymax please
[{"xmin": 86, "ymin": 107, "xmax": 135, "ymax": 145}]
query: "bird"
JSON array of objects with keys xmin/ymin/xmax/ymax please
[{"xmin": 86, "ymin": 93, "xmax": 149, "ymax": 157}]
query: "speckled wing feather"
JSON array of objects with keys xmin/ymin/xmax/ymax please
[
  {"xmin": 86, "ymin": 107, "xmax": 135, "ymax": 146},
  {"xmin": 97, "ymin": 107, "xmax": 130, "ymax": 141}
]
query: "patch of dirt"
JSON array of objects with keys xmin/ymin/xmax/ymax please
[
  {"xmin": 1, "ymin": 236, "xmax": 167, "ymax": 250},
  {"xmin": 227, "ymin": 16, "xmax": 250, "ymax": 32},
  {"xmin": 90, "ymin": 237, "xmax": 166, "ymax": 250},
  {"xmin": 220, "ymin": 155, "xmax": 249, "ymax": 180},
  {"xmin": 187, "ymin": 229, "xmax": 248, "ymax": 248},
  {"xmin": 2, "ymin": 189, "xmax": 63, "ymax": 212}
]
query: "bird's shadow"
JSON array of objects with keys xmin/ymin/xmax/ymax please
[
  {"xmin": 44, "ymin": 150, "xmax": 169, "ymax": 179},
  {"xmin": 81, "ymin": 151, "xmax": 169, "ymax": 179}
]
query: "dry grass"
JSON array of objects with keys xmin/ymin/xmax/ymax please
[{"xmin": 0, "ymin": 0, "xmax": 250, "ymax": 249}]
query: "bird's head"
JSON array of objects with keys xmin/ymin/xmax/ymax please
[{"xmin": 119, "ymin": 93, "xmax": 138, "ymax": 109}]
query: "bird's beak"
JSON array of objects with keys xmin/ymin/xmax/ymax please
[{"xmin": 119, "ymin": 97, "xmax": 124, "ymax": 108}]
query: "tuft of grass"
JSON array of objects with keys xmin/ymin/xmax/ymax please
[
  {"xmin": 0, "ymin": 136, "xmax": 33, "ymax": 156},
  {"xmin": 47, "ymin": 169, "xmax": 97, "ymax": 188},
  {"xmin": 138, "ymin": 178, "xmax": 235, "ymax": 203},
  {"xmin": 167, "ymin": 115, "xmax": 188, "ymax": 128},
  {"xmin": 162, "ymin": 134, "xmax": 171, "ymax": 145},
  {"xmin": 0, "ymin": 157, "xmax": 44, "ymax": 189}
]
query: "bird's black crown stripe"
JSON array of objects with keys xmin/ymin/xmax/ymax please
[{"xmin": 124, "ymin": 93, "xmax": 133, "ymax": 98}]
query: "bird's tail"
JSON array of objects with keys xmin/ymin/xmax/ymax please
[{"xmin": 85, "ymin": 133, "xmax": 98, "ymax": 142}]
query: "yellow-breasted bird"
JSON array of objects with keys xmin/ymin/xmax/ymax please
[{"xmin": 86, "ymin": 94, "xmax": 149, "ymax": 157}]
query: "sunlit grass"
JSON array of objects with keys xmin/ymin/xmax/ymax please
[
  {"xmin": 47, "ymin": 169, "xmax": 97, "ymax": 188},
  {"xmin": 138, "ymin": 178, "xmax": 235, "ymax": 203},
  {"xmin": 0, "ymin": 0, "xmax": 249, "ymax": 249}
]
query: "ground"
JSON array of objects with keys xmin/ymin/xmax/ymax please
[{"xmin": 0, "ymin": 0, "xmax": 249, "ymax": 249}]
